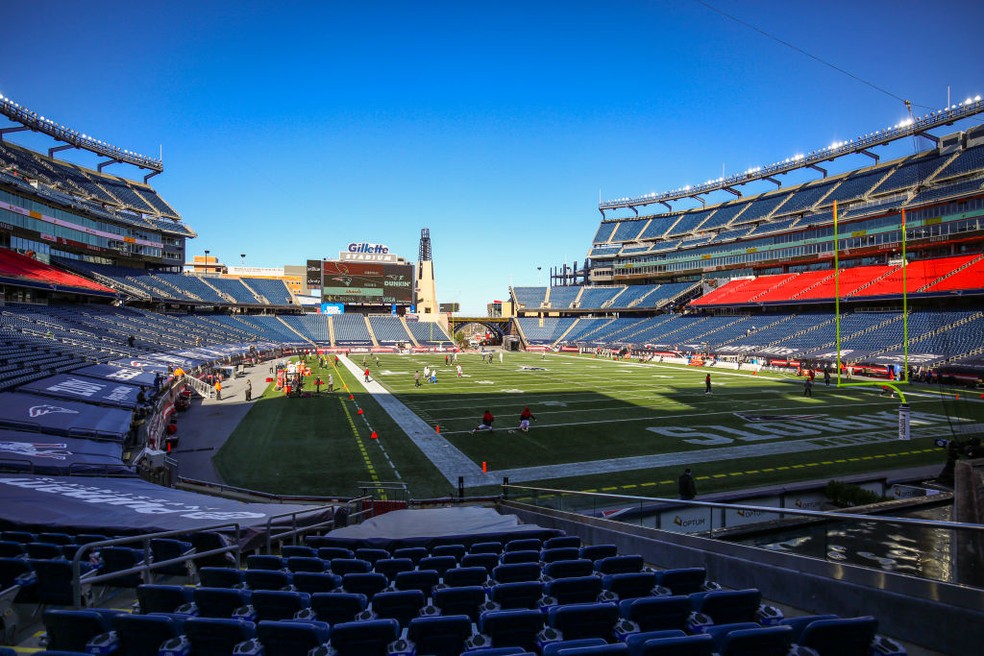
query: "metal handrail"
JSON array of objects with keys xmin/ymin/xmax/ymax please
[
  {"xmin": 70, "ymin": 522, "xmax": 242, "ymax": 608},
  {"xmin": 263, "ymin": 505, "xmax": 337, "ymax": 554},
  {"xmin": 502, "ymin": 483, "xmax": 984, "ymax": 534}
]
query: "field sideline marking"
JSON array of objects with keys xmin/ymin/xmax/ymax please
[
  {"xmin": 337, "ymin": 393, "xmax": 381, "ymax": 487},
  {"xmin": 592, "ymin": 447, "xmax": 938, "ymax": 493}
]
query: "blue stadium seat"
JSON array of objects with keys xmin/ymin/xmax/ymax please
[
  {"xmin": 619, "ymin": 596, "xmax": 691, "ymax": 633},
  {"xmin": 313, "ymin": 546, "xmax": 355, "ymax": 560},
  {"xmin": 393, "ymin": 569, "xmax": 440, "ymax": 596},
  {"xmin": 431, "ymin": 544, "xmax": 467, "ymax": 561},
  {"xmin": 98, "ymin": 546, "xmax": 146, "ymax": 587},
  {"xmin": 547, "ymin": 602, "xmax": 620, "ymax": 642},
  {"xmin": 286, "ymin": 556, "xmax": 329, "ymax": 573},
  {"xmin": 247, "ymin": 554, "xmax": 286, "ymax": 571},
  {"xmin": 149, "ymin": 538, "xmax": 195, "ymax": 577},
  {"xmin": 541, "ymin": 547, "xmax": 581, "ymax": 564},
  {"xmin": 555, "ymin": 644, "xmax": 629, "ymax": 655},
  {"xmin": 778, "ymin": 614, "xmax": 838, "ymax": 642},
  {"xmin": 797, "ymin": 616, "xmax": 879, "ymax": 656},
  {"xmin": 595, "ymin": 555, "xmax": 644, "ymax": 575},
  {"xmin": 341, "ymin": 572, "xmax": 388, "ymax": 599},
  {"xmin": 491, "ymin": 581, "xmax": 545, "ymax": 609},
  {"xmin": 393, "ymin": 547, "xmax": 428, "ymax": 564},
  {"xmin": 280, "ymin": 545, "xmax": 316, "ymax": 558},
  {"xmin": 654, "ymin": 568, "xmax": 707, "ymax": 596},
  {"xmin": 374, "ymin": 557, "xmax": 414, "ymax": 581},
  {"xmin": 32, "ymin": 560, "xmax": 92, "ymax": 606},
  {"xmin": 330, "ymin": 558, "xmax": 373, "ymax": 575},
  {"xmin": 0, "ymin": 542, "xmax": 25, "ymax": 558},
  {"xmin": 370, "ymin": 589, "xmax": 427, "ymax": 628},
  {"xmin": 462, "ymin": 553, "xmax": 500, "ymax": 572},
  {"xmin": 502, "ymin": 550, "xmax": 541, "ymax": 565},
  {"xmin": 580, "ymin": 545, "xmax": 618, "ymax": 561},
  {"xmin": 0, "ymin": 557, "xmax": 37, "ymax": 602},
  {"xmin": 42, "ymin": 609, "xmax": 117, "ymax": 652},
  {"xmin": 193, "ymin": 586, "xmax": 252, "ymax": 619},
  {"xmin": 542, "ymin": 638, "xmax": 608, "ymax": 656},
  {"xmin": 544, "ymin": 536, "xmax": 582, "ymax": 550},
  {"xmin": 355, "ymin": 548, "xmax": 391, "ymax": 565},
  {"xmin": 492, "ymin": 563, "xmax": 541, "ymax": 584},
  {"xmin": 433, "ymin": 585, "xmax": 488, "ymax": 622},
  {"xmin": 603, "ymin": 572, "xmax": 659, "ymax": 600},
  {"xmin": 112, "ymin": 612, "xmax": 184, "ymax": 656},
  {"xmin": 545, "ymin": 576, "xmax": 604, "ymax": 606},
  {"xmin": 624, "ymin": 630, "xmax": 688, "ymax": 656},
  {"xmin": 256, "ymin": 619, "xmax": 331, "ymax": 656},
  {"xmin": 636, "ymin": 634, "xmax": 714, "ymax": 656},
  {"xmin": 25, "ymin": 542, "xmax": 64, "ymax": 560},
  {"xmin": 419, "ymin": 555, "xmax": 458, "ymax": 575},
  {"xmin": 407, "ymin": 614, "xmax": 474, "ymax": 656},
  {"xmin": 251, "ymin": 589, "xmax": 311, "ymax": 621},
  {"xmin": 504, "ymin": 539, "xmax": 542, "ymax": 553},
  {"xmin": 292, "ymin": 571, "xmax": 341, "ymax": 594},
  {"xmin": 136, "ymin": 583, "xmax": 194, "ymax": 614},
  {"xmin": 328, "ymin": 618, "xmax": 400, "ymax": 656},
  {"xmin": 310, "ymin": 591, "xmax": 368, "ymax": 624},
  {"xmin": 544, "ymin": 560, "xmax": 595, "ymax": 582},
  {"xmin": 713, "ymin": 624, "xmax": 793, "ymax": 656},
  {"xmin": 689, "ymin": 589, "xmax": 762, "ymax": 626},
  {"xmin": 477, "ymin": 608, "xmax": 545, "ymax": 651},
  {"xmin": 176, "ymin": 616, "xmax": 256, "ymax": 656},
  {"xmin": 469, "ymin": 541, "xmax": 503, "ymax": 555},
  {"xmin": 198, "ymin": 566, "xmax": 245, "ymax": 588},
  {"xmin": 244, "ymin": 568, "xmax": 292, "ymax": 591},
  {"xmin": 443, "ymin": 565, "xmax": 489, "ymax": 587}
]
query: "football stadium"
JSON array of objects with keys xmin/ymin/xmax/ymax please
[{"xmin": 2, "ymin": 17, "xmax": 984, "ymax": 656}]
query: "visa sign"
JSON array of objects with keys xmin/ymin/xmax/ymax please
[{"xmin": 348, "ymin": 242, "xmax": 390, "ymax": 254}]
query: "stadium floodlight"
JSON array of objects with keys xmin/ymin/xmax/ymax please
[{"xmin": 599, "ymin": 97, "xmax": 984, "ymax": 214}]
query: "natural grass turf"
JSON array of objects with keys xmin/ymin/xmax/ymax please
[{"xmin": 215, "ymin": 351, "xmax": 981, "ymax": 499}]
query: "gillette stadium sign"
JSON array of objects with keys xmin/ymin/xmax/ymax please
[{"xmin": 340, "ymin": 242, "xmax": 397, "ymax": 262}]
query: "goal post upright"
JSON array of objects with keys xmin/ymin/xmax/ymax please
[{"xmin": 833, "ymin": 200, "xmax": 909, "ymax": 403}]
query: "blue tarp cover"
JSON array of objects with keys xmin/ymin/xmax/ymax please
[
  {"xmin": 0, "ymin": 474, "xmax": 333, "ymax": 548},
  {"xmin": 0, "ymin": 428, "xmax": 131, "ymax": 476},
  {"xmin": 71, "ymin": 363, "xmax": 160, "ymax": 387},
  {"xmin": 322, "ymin": 506, "xmax": 560, "ymax": 549},
  {"xmin": 20, "ymin": 374, "xmax": 143, "ymax": 409},
  {"xmin": 0, "ymin": 392, "xmax": 133, "ymax": 440}
]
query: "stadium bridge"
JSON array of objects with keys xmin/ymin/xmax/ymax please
[{"xmin": 448, "ymin": 316, "xmax": 513, "ymax": 342}]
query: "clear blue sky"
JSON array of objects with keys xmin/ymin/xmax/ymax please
[{"xmin": 2, "ymin": 1, "xmax": 982, "ymax": 314}]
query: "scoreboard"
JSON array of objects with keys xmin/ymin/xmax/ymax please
[{"xmin": 309, "ymin": 259, "xmax": 414, "ymax": 305}]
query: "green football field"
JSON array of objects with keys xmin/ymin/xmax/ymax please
[{"xmin": 214, "ymin": 351, "xmax": 982, "ymax": 499}]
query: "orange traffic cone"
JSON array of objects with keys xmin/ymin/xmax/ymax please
[
  {"xmin": 371, "ymin": 431, "xmax": 378, "ymax": 439},
  {"xmin": 435, "ymin": 425, "xmax": 441, "ymax": 434},
  {"xmin": 357, "ymin": 408, "xmax": 364, "ymax": 415}
]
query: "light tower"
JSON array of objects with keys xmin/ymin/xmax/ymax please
[{"xmin": 415, "ymin": 228, "xmax": 438, "ymax": 317}]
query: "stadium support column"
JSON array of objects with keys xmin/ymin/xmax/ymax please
[{"xmin": 416, "ymin": 228, "xmax": 439, "ymax": 318}]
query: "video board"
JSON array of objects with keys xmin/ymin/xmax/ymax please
[{"xmin": 320, "ymin": 260, "xmax": 414, "ymax": 304}]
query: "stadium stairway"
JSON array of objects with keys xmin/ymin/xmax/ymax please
[
  {"xmin": 238, "ymin": 278, "xmax": 270, "ymax": 305},
  {"xmin": 365, "ymin": 317, "xmax": 380, "ymax": 348},
  {"xmin": 401, "ymin": 317, "xmax": 420, "ymax": 347}
]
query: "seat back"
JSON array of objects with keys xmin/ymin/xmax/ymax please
[
  {"xmin": 136, "ymin": 584, "xmax": 193, "ymax": 614},
  {"xmin": 113, "ymin": 613, "xmax": 181, "ymax": 656},
  {"xmin": 247, "ymin": 554, "xmax": 286, "ymax": 570},
  {"xmin": 602, "ymin": 572, "xmax": 658, "ymax": 601},
  {"xmin": 545, "ymin": 575, "xmax": 604, "ymax": 606},
  {"xmin": 594, "ymin": 555, "xmax": 644, "ymax": 575},
  {"xmin": 392, "ymin": 547, "xmax": 428, "ymax": 564},
  {"xmin": 149, "ymin": 539, "xmax": 195, "ymax": 577},
  {"xmin": 374, "ymin": 557, "xmax": 414, "ymax": 580},
  {"xmin": 329, "ymin": 618, "xmax": 400, "ymax": 656},
  {"xmin": 468, "ymin": 541, "xmax": 503, "ymax": 555},
  {"xmin": 286, "ymin": 556, "xmax": 328, "ymax": 573},
  {"xmin": 315, "ymin": 546, "xmax": 355, "ymax": 560},
  {"xmin": 182, "ymin": 617, "xmax": 257, "ymax": 656},
  {"xmin": 310, "ymin": 591, "xmax": 368, "ymax": 624},
  {"xmin": 541, "ymin": 547, "xmax": 580, "ymax": 563},
  {"xmin": 292, "ymin": 571, "xmax": 341, "ymax": 594},
  {"xmin": 198, "ymin": 566, "xmax": 244, "ymax": 588},
  {"xmin": 356, "ymin": 548, "xmax": 391, "ymax": 565},
  {"xmin": 193, "ymin": 586, "xmax": 251, "ymax": 618},
  {"xmin": 444, "ymin": 566, "xmax": 488, "ymax": 587},
  {"xmin": 99, "ymin": 546, "xmax": 145, "ymax": 587},
  {"xmin": 798, "ymin": 616, "xmax": 878, "ymax": 656},
  {"xmin": 42, "ymin": 609, "xmax": 114, "ymax": 652},
  {"xmin": 280, "ymin": 545, "xmax": 316, "ymax": 558},
  {"xmin": 251, "ymin": 589, "xmax": 311, "ymax": 621},
  {"xmin": 718, "ymin": 625, "xmax": 793, "ymax": 656},
  {"xmin": 621, "ymin": 595, "xmax": 691, "ymax": 633},
  {"xmin": 431, "ymin": 544, "xmax": 466, "ymax": 560},
  {"xmin": 244, "ymin": 568, "xmax": 292, "ymax": 591},
  {"xmin": 393, "ymin": 569, "xmax": 440, "ymax": 595},
  {"xmin": 504, "ymin": 538, "xmax": 542, "ymax": 553},
  {"xmin": 461, "ymin": 552, "xmax": 499, "ymax": 572},
  {"xmin": 371, "ymin": 589, "xmax": 426, "ymax": 628},
  {"xmin": 407, "ymin": 614, "xmax": 473, "ymax": 656},
  {"xmin": 491, "ymin": 581, "xmax": 544, "ymax": 610},
  {"xmin": 492, "ymin": 562, "xmax": 541, "ymax": 584},
  {"xmin": 693, "ymin": 589, "xmax": 762, "ymax": 625},
  {"xmin": 655, "ymin": 568, "xmax": 706, "ymax": 596},
  {"xmin": 330, "ymin": 558, "xmax": 373, "ymax": 575},
  {"xmin": 544, "ymin": 536, "xmax": 582, "ymax": 550},
  {"xmin": 548, "ymin": 602, "xmax": 620, "ymax": 641},
  {"xmin": 638, "ymin": 634, "xmax": 714, "ymax": 656},
  {"xmin": 579, "ymin": 545, "xmax": 617, "ymax": 561},
  {"xmin": 257, "ymin": 619, "xmax": 330, "ymax": 656},
  {"xmin": 480, "ymin": 608, "xmax": 545, "ymax": 651},
  {"xmin": 501, "ymin": 550, "xmax": 541, "ymax": 565},
  {"xmin": 342, "ymin": 572, "xmax": 389, "ymax": 599},
  {"xmin": 31, "ymin": 560, "xmax": 78, "ymax": 605},
  {"xmin": 433, "ymin": 585, "xmax": 487, "ymax": 622},
  {"xmin": 419, "ymin": 555, "xmax": 457, "ymax": 575}
]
